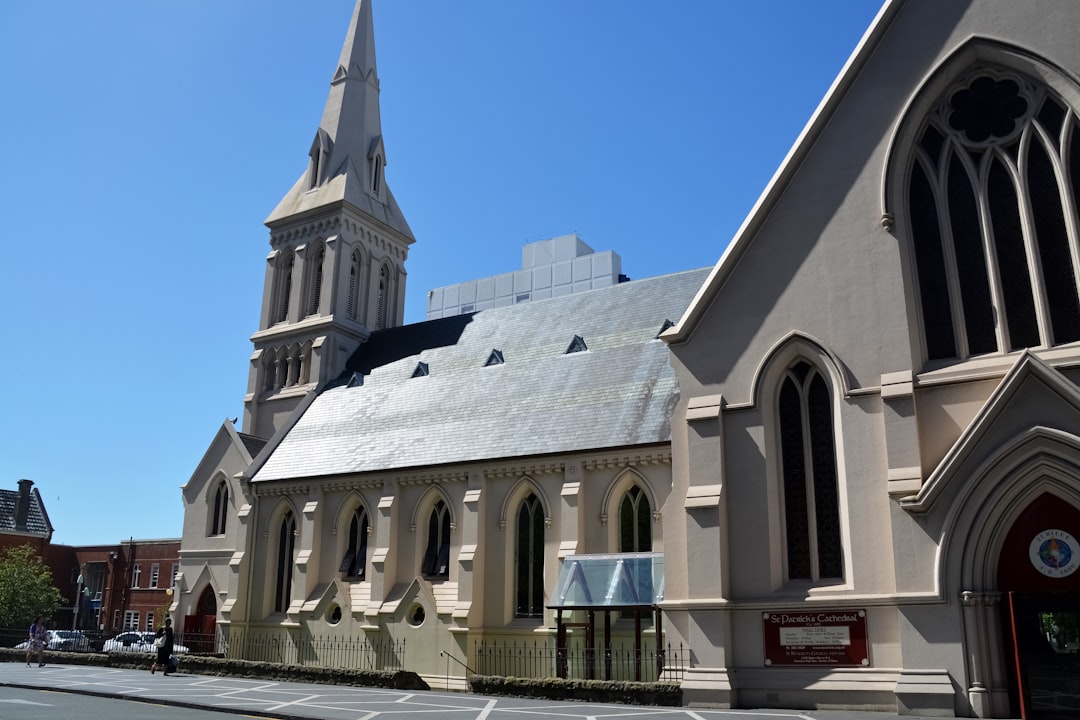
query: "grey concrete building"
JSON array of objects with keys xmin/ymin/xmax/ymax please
[{"xmin": 425, "ymin": 234, "xmax": 625, "ymax": 319}]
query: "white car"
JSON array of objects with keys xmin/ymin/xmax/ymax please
[
  {"xmin": 15, "ymin": 630, "xmax": 91, "ymax": 652},
  {"xmin": 102, "ymin": 631, "xmax": 188, "ymax": 655}
]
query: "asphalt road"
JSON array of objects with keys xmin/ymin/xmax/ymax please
[
  {"xmin": 0, "ymin": 662, "xmax": 970, "ymax": 720},
  {"xmin": 0, "ymin": 685, "xmax": 261, "ymax": 720}
]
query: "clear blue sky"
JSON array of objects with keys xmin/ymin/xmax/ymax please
[{"xmin": 0, "ymin": 1, "xmax": 883, "ymax": 546}]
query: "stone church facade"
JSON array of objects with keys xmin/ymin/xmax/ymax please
[{"xmin": 175, "ymin": 1, "xmax": 1080, "ymax": 716}]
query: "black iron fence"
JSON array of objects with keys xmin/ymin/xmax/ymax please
[
  {"xmin": 1, "ymin": 627, "xmax": 110, "ymax": 653},
  {"xmin": 2, "ymin": 626, "xmax": 687, "ymax": 685},
  {"xmin": 198, "ymin": 628, "xmax": 405, "ymax": 671},
  {"xmin": 473, "ymin": 639, "xmax": 688, "ymax": 683}
]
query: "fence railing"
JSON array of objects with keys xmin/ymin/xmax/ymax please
[
  {"xmin": 202, "ymin": 628, "xmax": 405, "ymax": 671},
  {"xmin": 473, "ymin": 639, "xmax": 688, "ymax": 683},
  {"xmin": 1, "ymin": 626, "xmax": 688, "ymax": 685}
]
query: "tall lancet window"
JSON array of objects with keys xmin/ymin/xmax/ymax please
[
  {"xmin": 347, "ymin": 248, "xmax": 364, "ymax": 321},
  {"xmin": 274, "ymin": 511, "xmax": 296, "ymax": 613},
  {"xmin": 340, "ymin": 507, "xmax": 369, "ymax": 579},
  {"xmin": 777, "ymin": 360, "xmax": 843, "ymax": 582},
  {"xmin": 619, "ymin": 485, "xmax": 652, "ymax": 553},
  {"xmin": 376, "ymin": 264, "xmax": 391, "ymax": 330},
  {"xmin": 273, "ymin": 250, "xmax": 294, "ymax": 325},
  {"xmin": 308, "ymin": 129, "xmax": 331, "ymax": 190},
  {"xmin": 422, "ymin": 500, "xmax": 451, "ymax": 579},
  {"xmin": 371, "ymin": 155, "xmax": 384, "ymax": 196},
  {"xmin": 210, "ymin": 480, "xmax": 228, "ymax": 536},
  {"xmin": 515, "ymin": 493, "xmax": 544, "ymax": 618},
  {"xmin": 305, "ymin": 242, "xmax": 325, "ymax": 317},
  {"xmin": 908, "ymin": 69, "xmax": 1080, "ymax": 362}
]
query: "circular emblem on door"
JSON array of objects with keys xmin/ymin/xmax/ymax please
[{"xmin": 1029, "ymin": 529, "xmax": 1078, "ymax": 578}]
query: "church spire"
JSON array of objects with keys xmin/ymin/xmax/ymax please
[
  {"xmin": 265, "ymin": 0, "xmax": 413, "ymax": 241},
  {"xmin": 246, "ymin": 0, "xmax": 413, "ymax": 439}
]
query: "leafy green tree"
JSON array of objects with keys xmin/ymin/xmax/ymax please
[{"xmin": 0, "ymin": 545, "xmax": 64, "ymax": 629}]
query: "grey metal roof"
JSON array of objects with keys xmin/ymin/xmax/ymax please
[
  {"xmin": 254, "ymin": 267, "xmax": 711, "ymax": 482},
  {"xmin": 0, "ymin": 487, "xmax": 51, "ymax": 537}
]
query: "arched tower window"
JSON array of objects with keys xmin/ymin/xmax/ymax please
[
  {"xmin": 273, "ymin": 250, "xmax": 294, "ymax": 325},
  {"xmin": 340, "ymin": 506, "xmax": 369, "ymax": 579},
  {"xmin": 274, "ymin": 510, "xmax": 296, "ymax": 613},
  {"xmin": 371, "ymin": 155, "xmax": 384, "ymax": 196},
  {"xmin": 347, "ymin": 248, "xmax": 364, "ymax": 321},
  {"xmin": 777, "ymin": 360, "xmax": 843, "ymax": 582},
  {"xmin": 619, "ymin": 485, "xmax": 652, "ymax": 553},
  {"xmin": 421, "ymin": 500, "xmax": 451, "ymax": 579},
  {"xmin": 304, "ymin": 242, "xmax": 325, "ymax": 317},
  {"xmin": 210, "ymin": 480, "xmax": 228, "ymax": 536},
  {"xmin": 376, "ymin": 263, "xmax": 391, "ymax": 330},
  {"xmin": 908, "ymin": 68, "xmax": 1080, "ymax": 362},
  {"xmin": 515, "ymin": 493, "xmax": 544, "ymax": 618}
]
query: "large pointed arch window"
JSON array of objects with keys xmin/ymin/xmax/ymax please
[
  {"xmin": 340, "ymin": 506, "xmax": 369, "ymax": 580},
  {"xmin": 274, "ymin": 511, "xmax": 296, "ymax": 613},
  {"xmin": 908, "ymin": 68, "xmax": 1080, "ymax": 362},
  {"xmin": 421, "ymin": 500, "xmax": 451, "ymax": 579},
  {"xmin": 619, "ymin": 485, "xmax": 652, "ymax": 553},
  {"xmin": 210, "ymin": 480, "xmax": 228, "ymax": 536},
  {"xmin": 515, "ymin": 493, "xmax": 545, "ymax": 618},
  {"xmin": 777, "ymin": 360, "xmax": 843, "ymax": 582}
]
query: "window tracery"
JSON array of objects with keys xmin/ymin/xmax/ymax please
[{"xmin": 909, "ymin": 67, "xmax": 1080, "ymax": 361}]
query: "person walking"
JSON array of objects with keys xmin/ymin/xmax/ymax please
[
  {"xmin": 150, "ymin": 617, "xmax": 174, "ymax": 676},
  {"xmin": 26, "ymin": 616, "xmax": 46, "ymax": 667}
]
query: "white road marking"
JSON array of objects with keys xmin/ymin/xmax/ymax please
[{"xmin": 0, "ymin": 699, "xmax": 52, "ymax": 706}]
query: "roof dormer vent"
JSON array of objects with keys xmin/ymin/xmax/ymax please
[{"xmin": 565, "ymin": 335, "xmax": 588, "ymax": 354}]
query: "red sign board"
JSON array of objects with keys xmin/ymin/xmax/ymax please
[{"xmin": 762, "ymin": 609, "xmax": 869, "ymax": 666}]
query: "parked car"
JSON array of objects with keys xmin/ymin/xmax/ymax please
[
  {"xmin": 14, "ymin": 630, "xmax": 91, "ymax": 652},
  {"xmin": 102, "ymin": 631, "xmax": 188, "ymax": 655},
  {"xmin": 48, "ymin": 630, "xmax": 92, "ymax": 651}
]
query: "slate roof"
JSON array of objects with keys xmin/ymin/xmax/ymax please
[
  {"xmin": 0, "ymin": 486, "xmax": 51, "ymax": 537},
  {"xmin": 254, "ymin": 267, "xmax": 711, "ymax": 482},
  {"xmin": 238, "ymin": 433, "xmax": 268, "ymax": 460}
]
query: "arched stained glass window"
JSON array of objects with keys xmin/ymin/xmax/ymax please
[
  {"xmin": 908, "ymin": 69, "xmax": 1080, "ymax": 362},
  {"xmin": 274, "ymin": 511, "xmax": 296, "ymax": 613},
  {"xmin": 340, "ymin": 507, "xmax": 369, "ymax": 579},
  {"xmin": 421, "ymin": 500, "xmax": 450, "ymax": 579},
  {"xmin": 515, "ymin": 493, "xmax": 544, "ymax": 618},
  {"xmin": 777, "ymin": 361, "xmax": 843, "ymax": 582},
  {"xmin": 211, "ymin": 481, "xmax": 228, "ymax": 536},
  {"xmin": 619, "ymin": 485, "xmax": 652, "ymax": 553}
]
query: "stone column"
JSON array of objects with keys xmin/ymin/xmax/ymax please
[{"xmin": 961, "ymin": 591, "xmax": 990, "ymax": 717}]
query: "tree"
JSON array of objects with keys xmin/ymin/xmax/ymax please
[{"xmin": 0, "ymin": 545, "xmax": 64, "ymax": 629}]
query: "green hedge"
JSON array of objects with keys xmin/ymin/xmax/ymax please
[
  {"xmin": 0, "ymin": 648, "xmax": 427, "ymax": 690},
  {"xmin": 468, "ymin": 674, "xmax": 681, "ymax": 705}
]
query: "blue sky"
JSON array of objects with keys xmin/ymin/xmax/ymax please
[{"xmin": 0, "ymin": 1, "xmax": 883, "ymax": 546}]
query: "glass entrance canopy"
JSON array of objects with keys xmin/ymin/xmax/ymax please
[{"xmin": 550, "ymin": 552, "xmax": 664, "ymax": 609}]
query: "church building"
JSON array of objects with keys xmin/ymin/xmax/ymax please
[{"xmin": 175, "ymin": 1, "xmax": 1080, "ymax": 717}]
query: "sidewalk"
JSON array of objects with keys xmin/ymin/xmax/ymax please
[{"xmin": 0, "ymin": 661, "xmax": 960, "ymax": 720}]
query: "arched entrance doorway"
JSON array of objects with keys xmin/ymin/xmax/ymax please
[
  {"xmin": 183, "ymin": 586, "xmax": 217, "ymax": 654},
  {"xmin": 997, "ymin": 493, "xmax": 1080, "ymax": 719}
]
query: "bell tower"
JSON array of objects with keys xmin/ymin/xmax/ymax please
[{"xmin": 243, "ymin": 0, "xmax": 413, "ymax": 439}]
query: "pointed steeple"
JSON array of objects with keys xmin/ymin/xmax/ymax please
[
  {"xmin": 266, "ymin": 0, "xmax": 413, "ymax": 241},
  {"xmin": 245, "ymin": 0, "xmax": 413, "ymax": 439}
]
